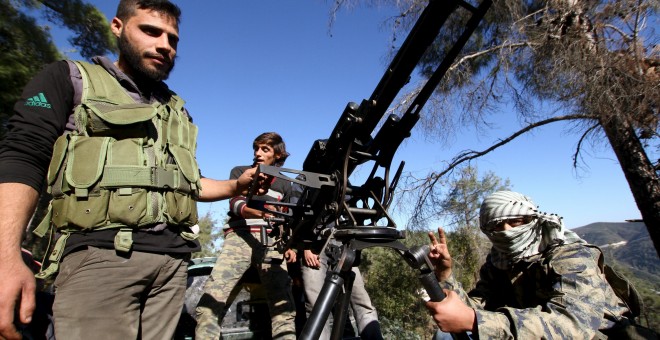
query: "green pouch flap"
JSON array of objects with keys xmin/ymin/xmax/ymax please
[
  {"xmin": 168, "ymin": 144, "xmax": 200, "ymax": 184},
  {"xmin": 114, "ymin": 228, "xmax": 133, "ymax": 253},
  {"xmin": 87, "ymin": 102, "xmax": 157, "ymax": 125},
  {"xmin": 108, "ymin": 138, "xmax": 144, "ymax": 166},
  {"xmin": 65, "ymin": 136, "xmax": 110, "ymax": 190},
  {"xmin": 47, "ymin": 135, "xmax": 69, "ymax": 185},
  {"xmin": 166, "ymin": 108, "xmax": 197, "ymax": 151}
]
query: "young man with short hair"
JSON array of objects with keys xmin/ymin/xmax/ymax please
[{"xmin": 196, "ymin": 132, "xmax": 298, "ymax": 339}]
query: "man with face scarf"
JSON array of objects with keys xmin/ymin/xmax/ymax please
[{"xmin": 424, "ymin": 191, "xmax": 652, "ymax": 339}]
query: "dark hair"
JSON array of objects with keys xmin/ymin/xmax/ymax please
[
  {"xmin": 116, "ymin": 0, "xmax": 181, "ymax": 24},
  {"xmin": 253, "ymin": 132, "xmax": 289, "ymax": 167}
]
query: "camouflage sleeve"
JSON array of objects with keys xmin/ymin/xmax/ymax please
[
  {"xmin": 472, "ymin": 245, "xmax": 610, "ymax": 339},
  {"xmin": 440, "ymin": 274, "xmax": 484, "ymax": 309}
]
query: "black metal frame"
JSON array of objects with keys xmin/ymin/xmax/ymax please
[{"xmin": 248, "ymin": 0, "xmax": 493, "ymax": 338}]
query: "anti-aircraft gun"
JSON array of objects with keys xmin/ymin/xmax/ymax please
[{"xmin": 249, "ymin": 0, "xmax": 493, "ymax": 338}]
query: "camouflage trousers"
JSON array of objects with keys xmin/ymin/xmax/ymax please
[{"xmin": 195, "ymin": 229, "xmax": 296, "ymax": 339}]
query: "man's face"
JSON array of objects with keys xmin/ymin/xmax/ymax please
[
  {"xmin": 253, "ymin": 143, "xmax": 279, "ymax": 166},
  {"xmin": 111, "ymin": 8, "xmax": 178, "ymax": 81}
]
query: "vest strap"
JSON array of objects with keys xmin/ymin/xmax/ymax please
[
  {"xmin": 35, "ymin": 232, "xmax": 71, "ymax": 280},
  {"xmin": 100, "ymin": 165, "xmax": 188, "ymax": 191}
]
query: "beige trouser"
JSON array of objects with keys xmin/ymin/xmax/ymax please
[{"xmin": 52, "ymin": 246, "xmax": 189, "ymax": 340}]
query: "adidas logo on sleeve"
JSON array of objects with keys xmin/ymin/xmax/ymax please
[{"xmin": 24, "ymin": 92, "xmax": 52, "ymax": 109}]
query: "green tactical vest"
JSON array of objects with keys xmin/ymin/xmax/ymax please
[
  {"xmin": 34, "ymin": 60, "xmax": 202, "ymax": 279},
  {"xmin": 39, "ymin": 60, "xmax": 201, "ymax": 236}
]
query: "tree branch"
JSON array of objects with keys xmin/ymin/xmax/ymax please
[
  {"xmin": 602, "ymin": 24, "xmax": 632, "ymax": 42},
  {"xmin": 572, "ymin": 123, "xmax": 600, "ymax": 168},
  {"xmin": 411, "ymin": 113, "xmax": 596, "ymax": 217},
  {"xmin": 448, "ymin": 42, "xmax": 531, "ymax": 74}
]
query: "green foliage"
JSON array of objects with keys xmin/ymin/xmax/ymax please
[
  {"xmin": 361, "ymin": 232, "xmax": 439, "ymax": 338},
  {"xmin": 0, "ymin": 0, "xmax": 116, "ymax": 139},
  {"xmin": 445, "ymin": 225, "xmax": 490, "ymax": 290},
  {"xmin": 379, "ymin": 315, "xmax": 423, "ymax": 340},
  {"xmin": 608, "ymin": 259, "xmax": 660, "ymax": 332},
  {"xmin": 193, "ymin": 210, "xmax": 224, "ymax": 258},
  {"xmin": 406, "ymin": 164, "xmax": 510, "ymax": 232},
  {"xmin": 37, "ymin": 0, "xmax": 118, "ymax": 59},
  {"xmin": 435, "ymin": 166, "xmax": 507, "ymax": 289},
  {"xmin": 440, "ymin": 166, "xmax": 510, "ymax": 229},
  {"xmin": 0, "ymin": 0, "xmax": 61, "ymax": 139},
  {"xmin": 361, "ymin": 228, "xmax": 490, "ymax": 337}
]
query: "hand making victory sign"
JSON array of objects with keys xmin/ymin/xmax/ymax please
[
  {"xmin": 425, "ymin": 227, "xmax": 477, "ymax": 334},
  {"xmin": 427, "ymin": 227, "xmax": 453, "ymax": 282}
]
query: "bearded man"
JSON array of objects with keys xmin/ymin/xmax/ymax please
[{"xmin": 0, "ymin": 1, "xmax": 263, "ymax": 339}]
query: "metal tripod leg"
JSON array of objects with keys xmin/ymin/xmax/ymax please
[
  {"xmin": 300, "ymin": 268, "xmax": 343, "ymax": 340},
  {"xmin": 330, "ymin": 269, "xmax": 355, "ymax": 340},
  {"xmin": 300, "ymin": 245, "xmax": 357, "ymax": 340}
]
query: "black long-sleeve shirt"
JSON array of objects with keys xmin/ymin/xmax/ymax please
[
  {"xmin": 0, "ymin": 57, "xmax": 199, "ymax": 254},
  {"xmin": 0, "ymin": 61, "xmax": 72, "ymax": 191}
]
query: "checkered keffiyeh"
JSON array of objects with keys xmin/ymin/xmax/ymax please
[
  {"xmin": 479, "ymin": 191, "xmax": 540, "ymax": 230},
  {"xmin": 479, "ymin": 191, "xmax": 585, "ymax": 269}
]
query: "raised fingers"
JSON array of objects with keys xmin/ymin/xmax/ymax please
[
  {"xmin": 428, "ymin": 231, "xmax": 438, "ymax": 245},
  {"xmin": 437, "ymin": 227, "xmax": 447, "ymax": 245}
]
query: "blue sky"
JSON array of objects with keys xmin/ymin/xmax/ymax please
[{"xmin": 47, "ymin": 1, "xmax": 643, "ymax": 230}]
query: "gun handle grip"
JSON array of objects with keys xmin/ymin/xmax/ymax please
[{"xmin": 420, "ymin": 271, "xmax": 446, "ymax": 302}]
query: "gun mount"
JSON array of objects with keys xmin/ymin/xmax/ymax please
[{"xmin": 248, "ymin": 0, "xmax": 492, "ymax": 338}]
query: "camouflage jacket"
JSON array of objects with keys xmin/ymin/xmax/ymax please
[{"xmin": 441, "ymin": 242, "xmax": 632, "ymax": 339}]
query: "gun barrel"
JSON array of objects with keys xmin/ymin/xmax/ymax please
[
  {"xmin": 363, "ymin": 0, "xmax": 462, "ymax": 131},
  {"xmin": 303, "ymin": 0, "xmax": 466, "ymax": 177}
]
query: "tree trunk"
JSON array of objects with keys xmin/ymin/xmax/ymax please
[{"xmin": 601, "ymin": 114, "xmax": 660, "ymax": 257}]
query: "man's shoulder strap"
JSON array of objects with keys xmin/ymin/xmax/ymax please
[
  {"xmin": 166, "ymin": 89, "xmax": 186, "ymax": 112},
  {"xmin": 72, "ymin": 60, "xmax": 135, "ymax": 104}
]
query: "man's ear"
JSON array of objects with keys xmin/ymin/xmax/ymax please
[{"xmin": 110, "ymin": 17, "xmax": 123, "ymax": 38}]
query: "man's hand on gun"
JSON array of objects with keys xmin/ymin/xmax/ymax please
[
  {"xmin": 237, "ymin": 166, "xmax": 272, "ymax": 197},
  {"xmin": 424, "ymin": 227, "xmax": 476, "ymax": 334}
]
